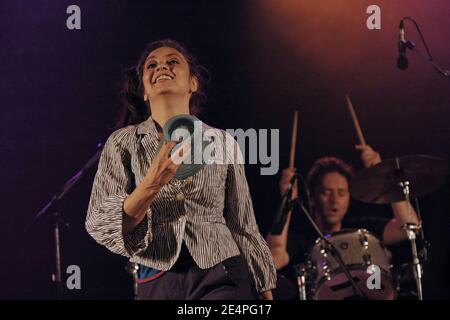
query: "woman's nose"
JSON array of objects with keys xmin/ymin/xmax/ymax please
[{"xmin": 156, "ymin": 63, "xmax": 169, "ymax": 72}]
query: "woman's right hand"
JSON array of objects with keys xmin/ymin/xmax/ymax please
[
  {"xmin": 279, "ymin": 167, "xmax": 298, "ymax": 199},
  {"xmin": 123, "ymin": 139, "xmax": 191, "ymax": 235},
  {"xmin": 143, "ymin": 139, "xmax": 191, "ymax": 191}
]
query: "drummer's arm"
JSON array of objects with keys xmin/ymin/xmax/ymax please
[
  {"xmin": 266, "ymin": 212, "xmax": 292, "ymax": 270},
  {"xmin": 265, "ymin": 168, "xmax": 298, "ymax": 270},
  {"xmin": 383, "ymin": 202, "xmax": 420, "ymax": 245},
  {"xmin": 356, "ymin": 144, "xmax": 421, "ymax": 245}
]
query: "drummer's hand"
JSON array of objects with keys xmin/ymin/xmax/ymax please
[
  {"xmin": 279, "ymin": 167, "xmax": 298, "ymax": 199},
  {"xmin": 355, "ymin": 144, "xmax": 381, "ymax": 168}
]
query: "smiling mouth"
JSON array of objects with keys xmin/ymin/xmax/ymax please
[{"xmin": 154, "ymin": 75, "xmax": 174, "ymax": 83}]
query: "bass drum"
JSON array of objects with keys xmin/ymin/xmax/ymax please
[{"xmin": 308, "ymin": 229, "xmax": 396, "ymax": 300}]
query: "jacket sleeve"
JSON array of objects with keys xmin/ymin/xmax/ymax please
[
  {"xmin": 85, "ymin": 130, "xmax": 152, "ymax": 257},
  {"xmin": 223, "ymin": 135, "xmax": 277, "ymax": 293}
]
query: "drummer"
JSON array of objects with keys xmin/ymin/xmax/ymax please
[{"xmin": 266, "ymin": 144, "xmax": 420, "ymax": 299}]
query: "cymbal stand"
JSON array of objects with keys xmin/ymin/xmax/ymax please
[{"xmin": 397, "ymin": 158, "xmax": 424, "ymax": 300}]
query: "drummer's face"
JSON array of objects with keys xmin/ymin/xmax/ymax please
[{"xmin": 315, "ymin": 172, "xmax": 350, "ymax": 227}]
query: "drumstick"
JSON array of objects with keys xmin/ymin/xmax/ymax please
[
  {"xmin": 289, "ymin": 110, "xmax": 298, "ymax": 169},
  {"xmin": 345, "ymin": 94, "xmax": 367, "ymax": 146}
]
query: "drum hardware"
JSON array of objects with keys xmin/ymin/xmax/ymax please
[
  {"xmin": 323, "ymin": 267, "xmax": 331, "ymax": 281},
  {"xmin": 402, "ymin": 222, "xmax": 423, "ymax": 300},
  {"xmin": 367, "ymin": 264, "xmax": 378, "ymax": 274},
  {"xmin": 392, "ymin": 157, "xmax": 423, "ymax": 300},
  {"xmin": 358, "ymin": 230, "xmax": 369, "ymax": 249},
  {"xmin": 350, "ymin": 155, "xmax": 448, "ymax": 300},
  {"xmin": 295, "ymin": 264, "xmax": 308, "ymax": 300},
  {"xmin": 319, "ymin": 241, "xmax": 328, "ymax": 258},
  {"xmin": 363, "ymin": 254, "xmax": 372, "ymax": 266}
]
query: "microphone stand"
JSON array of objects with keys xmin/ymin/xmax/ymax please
[
  {"xmin": 400, "ymin": 17, "xmax": 450, "ymax": 79},
  {"xmin": 269, "ymin": 170, "xmax": 297, "ymax": 235},
  {"xmin": 125, "ymin": 262, "xmax": 140, "ymax": 300},
  {"xmin": 32, "ymin": 143, "xmax": 104, "ymax": 299}
]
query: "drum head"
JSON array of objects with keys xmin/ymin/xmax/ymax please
[{"xmin": 310, "ymin": 229, "xmax": 396, "ymax": 300}]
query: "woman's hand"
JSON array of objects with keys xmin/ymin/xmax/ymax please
[
  {"xmin": 143, "ymin": 139, "xmax": 191, "ymax": 190},
  {"xmin": 279, "ymin": 167, "xmax": 298, "ymax": 199},
  {"xmin": 122, "ymin": 139, "xmax": 191, "ymax": 235},
  {"xmin": 355, "ymin": 144, "xmax": 382, "ymax": 168}
]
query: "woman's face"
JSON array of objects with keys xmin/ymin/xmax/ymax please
[{"xmin": 141, "ymin": 46, "xmax": 198, "ymax": 103}]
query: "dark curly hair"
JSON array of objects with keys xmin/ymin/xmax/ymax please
[
  {"xmin": 116, "ymin": 39, "xmax": 210, "ymax": 129},
  {"xmin": 307, "ymin": 157, "xmax": 354, "ymax": 194}
]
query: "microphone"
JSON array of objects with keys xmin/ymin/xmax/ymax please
[
  {"xmin": 270, "ymin": 172, "xmax": 297, "ymax": 235},
  {"xmin": 397, "ymin": 20, "xmax": 409, "ymax": 70}
]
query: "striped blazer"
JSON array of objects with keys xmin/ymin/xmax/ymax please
[{"xmin": 85, "ymin": 116, "xmax": 277, "ymax": 293}]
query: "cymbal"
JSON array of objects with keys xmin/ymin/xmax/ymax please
[{"xmin": 350, "ymin": 155, "xmax": 448, "ymax": 204}]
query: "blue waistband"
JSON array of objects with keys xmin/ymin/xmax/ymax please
[{"xmin": 138, "ymin": 265, "xmax": 161, "ymax": 279}]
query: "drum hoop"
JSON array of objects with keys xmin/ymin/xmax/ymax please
[
  {"xmin": 313, "ymin": 228, "xmax": 392, "ymax": 252},
  {"xmin": 318, "ymin": 228, "xmax": 374, "ymax": 239}
]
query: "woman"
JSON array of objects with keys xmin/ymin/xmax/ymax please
[{"xmin": 86, "ymin": 39, "xmax": 276, "ymax": 300}]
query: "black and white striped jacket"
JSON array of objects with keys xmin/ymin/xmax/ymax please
[{"xmin": 85, "ymin": 116, "xmax": 277, "ymax": 293}]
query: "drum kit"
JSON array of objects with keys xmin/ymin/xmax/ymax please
[
  {"xmin": 290, "ymin": 154, "xmax": 447, "ymax": 300},
  {"xmin": 274, "ymin": 97, "xmax": 448, "ymax": 300},
  {"xmin": 272, "ymin": 95, "xmax": 447, "ymax": 300}
]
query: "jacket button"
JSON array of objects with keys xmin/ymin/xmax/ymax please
[{"xmin": 176, "ymin": 193, "xmax": 185, "ymax": 201}]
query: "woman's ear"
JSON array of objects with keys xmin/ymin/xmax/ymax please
[{"xmin": 189, "ymin": 75, "xmax": 199, "ymax": 94}]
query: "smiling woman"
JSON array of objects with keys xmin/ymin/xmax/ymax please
[
  {"xmin": 85, "ymin": 39, "xmax": 277, "ymax": 300},
  {"xmin": 116, "ymin": 39, "xmax": 209, "ymax": 128}
]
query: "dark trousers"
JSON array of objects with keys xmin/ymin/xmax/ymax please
[{"xmin": 137, "ymin": 244, "xmax": 259, "ymax": 300}]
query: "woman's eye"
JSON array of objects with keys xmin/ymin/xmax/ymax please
[
  {"xmin": 168, "ymin": 59, "xmax": 179, "ymax": 65},
  {"xmin": 147, "ymin": 62, "xmax": 156, "ymax": 69}
]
